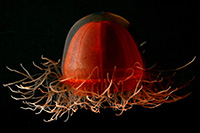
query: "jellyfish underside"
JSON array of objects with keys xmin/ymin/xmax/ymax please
[
  {"xmin": 4, "ymin": 55, "xmax": 195, "ymax": 122},
  {"xmin": 3, "ymin": 12, "xmax": 195, "ymax": 122}
]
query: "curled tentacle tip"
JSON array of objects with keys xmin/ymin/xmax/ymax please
[
  {"xmin": 140, "ymin": 41, "xmax": 147, "ymax": 47},
  {"xmin": 5, "ymin": 66, "xmax": 13, "ymax": 71},
  {"xmin": 11, "ymin": 95, "xmax": 19, "ymax": 100},
  {"xmin": 2, "ymin": 84, "xmax": 5, "ymax": 87}
]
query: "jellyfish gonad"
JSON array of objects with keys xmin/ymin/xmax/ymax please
[{"xmin": 4, "ymin": 12, "xmax": 195, "ymax": 122}]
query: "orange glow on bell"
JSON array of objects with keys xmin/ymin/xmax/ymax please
[{"xmin": 62, "ymin": 21, "xmax": 143, "ymax": 95}]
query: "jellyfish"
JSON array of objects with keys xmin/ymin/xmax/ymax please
[{"xmin": 4, "ymin": 12, "xmax": 195, "ymax": 122}]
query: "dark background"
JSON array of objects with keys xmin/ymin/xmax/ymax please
[{"xmin": 0, "ymin": 0, "xmax": 199, "ymax": 131}]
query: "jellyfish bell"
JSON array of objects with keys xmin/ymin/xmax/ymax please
[
  {"xmin": 61, "ymin": 13, "xmax": 144, "ymax": 95},
  {"xmin": 61, "ymin": 12, "xmax": 131, "ymax": 59},
  {"xmin": 4, "ymin": 12, "xmax": 195, "ymax": 122}
]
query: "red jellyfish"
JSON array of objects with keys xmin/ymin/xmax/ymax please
[{"xmin": 4, "ymin": 12, "xmax": 195, "ymax": 122}]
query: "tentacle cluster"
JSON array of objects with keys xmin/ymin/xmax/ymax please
[{"xmin": 4, "ymin": 56, "xmax": 195, "ymax": 122}]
